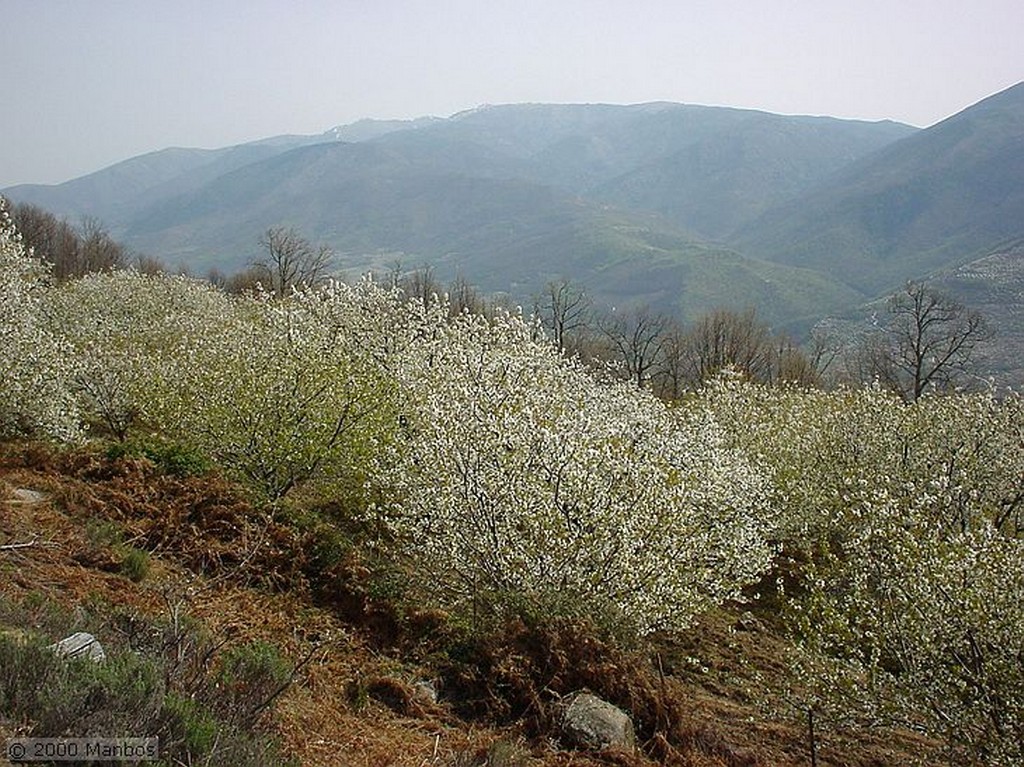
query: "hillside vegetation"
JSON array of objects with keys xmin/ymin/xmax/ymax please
[{"xmin": 3, "ymin": 198, "xmax": 1024, "ymax": 765}]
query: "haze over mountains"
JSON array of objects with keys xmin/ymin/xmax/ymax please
[{"xmin": 6, "ymin": 82, "xmax": 1024, "ymax": 341}]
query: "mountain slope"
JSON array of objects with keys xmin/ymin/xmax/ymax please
[
  {"xmin": 931, "ymin": 240, "xmax": 1024, "ymax": 389},
  {"xmin": 592, "ymin": 113, "xmax": 913, "ymax": 239},
  {"xmin": 380, "ymin": 103, "xmax": 914, "ymax": 238},
  {"xmin": 734, "ymin": 82, "xmax": 1024, "ymax": 294},
  {"xmin": 3, "ymin": 136, "xmax": 321, "ymax": 226},
  {"xmin": 4, "ymin": 146, "xmax": 227, "ymax": 222},
  {"xmin": 120, "ymin": 138, "xmax": 860, "ymax": 326}
]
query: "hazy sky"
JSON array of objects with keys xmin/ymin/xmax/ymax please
[{"xmin": 2, "ymin": 0, "xmax": 1021, "ymax": 188}]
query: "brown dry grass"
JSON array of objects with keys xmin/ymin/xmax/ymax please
[{"xmin": 0, "ymin": 441, "xmax": 943, "ymax": 767}]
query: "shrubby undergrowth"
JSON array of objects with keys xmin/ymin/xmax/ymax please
[{"xmin": 0, "ymin": 594, "xmax": 292, "ymax": 767}]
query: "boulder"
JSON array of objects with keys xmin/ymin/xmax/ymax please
[{"xmin": 561, "ymin": 691, "xmax": 635, "ymax": 753}]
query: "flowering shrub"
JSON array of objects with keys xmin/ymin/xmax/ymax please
[
  {"xmin": 25, "ymin": 260, "xmax": 777, "ymax": 635},
  {"xmin": 381, "ymin": 305, "xmax": 776, "ymax": 635},
  {"xmin": 0, "ymin": 199, "xmax": 79, "ymax": 441},
  {"xmin": 147, "ymin": 280, "xmax": 403, "ymax": 501},
  {"xmin": 40, "ymin": 270, "xmax": 404, "ymax": 500},
  {"xmin": 10, "ymin": 197, "xmax": 1024, "ymax": 756},
  {"xmin": 707, "ymin": 376, "xmax": 1024, "ymax": 762},
  {"xmin": 45, "ymin": 270, "xmax": 234, "ymax": 440}
]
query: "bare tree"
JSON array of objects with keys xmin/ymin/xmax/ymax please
[
  {"xmin": 11, "ymin": 202, "xmax": 76, "ymax": 276},
  {"xmin": 11, "ymin": 202, "xmax": 126, "ymax": 280},
  {"xmin": 534, "ymin": 278, "xmax": 592, "ymax": 354},
  {"xmin": 448, "ymin": 273, "xmax": 486, "ymax": 316},
  {"xmin": 772, "ymin": 336, "xmax": 820, "ymax": 387},
  {"xmin": 681, "ymin": 308, "xmax": 775, "ymax": 384},
  {"xmin": 222, "ymin": 267, "xmax": 267, "ymax": 295},
  {"xmin": 400, "ymin": 264, "xmax": 443, "ymax": 307},
  {"xmin": 206, "ymin": 267, "xmax": 227, "ymax": 288},
  {"xmin": 867, "ymin": 281, "xmax": 991, "ymax": 400},
  {"xmin": 677, "ymin": 307, "xmax": 816, "ymax": 387},
  {"xmin": 598, "ymin": 305, "xmax": 670, "ymax": 389},
  {"xmin": 652, "ymin": 319, "xmax": 688, "ymax": 401},
  {"xmin": 807, "ymin": 324, "xmax": 846, "ymax": 383},
  {"xmin": 255, "ymin": 226, "xmax": 333, "ymax": 298},
  {"xmin": 135, "ymin": 254, "xmax": 167, "ymax": 276},
  {"xmin": 384, "ymin": 259, "xmax": 405, "ymax": 291},
  {"xmin": 78, "ymin": 217, "xmax": 128, "ymax": 275}
]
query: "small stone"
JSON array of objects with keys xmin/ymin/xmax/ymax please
[
  {"xmin": 10, "ymin": 488, "xmax": 47, "ymax": 505},
  {"xmin": 412, "ymin": 679, "xmax": 438, "ymax": 705},
  {"xmin": 561, "ymin": 691, "xmax": 635, "ymax": 753},
  {"xmin": 735, "ymin": 611, "xmax": 764, "ymax": 633},
  {"xmin": 50, "ymin": 632, "xmax": 106, "ymax": 663}
]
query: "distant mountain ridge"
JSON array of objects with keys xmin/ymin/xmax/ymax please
[
  {"xmin": 733, "ymin": 82, "xmax": 1024, "ymax": 294},
  {"xmin": 4, "ymin": 85, "xmax": 1024, "ymax": 347}
]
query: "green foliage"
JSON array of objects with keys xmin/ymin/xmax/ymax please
[
  {"xmin": 85, "ymin": 518, "xmax": 123, "ymax": 548},
  {"xmin": 147, "ymin": 279, "xmax": 404, "ymax": 500},
  {"xmin": 118, "ymin": 546, "xmax": 151, "ymax": 583},
  {"xmin": 161, "ymin": 693, "xmax": 218, "ymax": 754},
  {"xmin": 214, "ymin": 640, "xmax": 291, "ymax": 722},
  {"xmin": 344, "ymin": 677, "xmax": 370, "ymax": 712},
  {"xmin": 0, "ymin": 633, "xmax": 162, "ymax": 738},
  {"xmin": 45, "ymin": 269, "xmax": 237, "ymax": 442},
  {"xmin": 0, "ymin": 596, "xmax": 292, "ymax": 767},
  {"xmin": 42, "ymin": 270, "xmax": 401, "ymax": 500},
  {"xmin": 106, "ymin": 437, "xmax": 212, "ymax": 477},
  {"xmin": 280, "ymin": 504, "xmax": 354, "ymax": 575}
]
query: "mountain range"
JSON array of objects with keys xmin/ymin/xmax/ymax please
[{"xmin": 5, "ymin": 82, "xmax": 1024, "ymax": 357}]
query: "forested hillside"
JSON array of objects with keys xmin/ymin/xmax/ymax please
[{"xmin": 734, "ymin": 81, "xmax": 1024, "ymax": 294}]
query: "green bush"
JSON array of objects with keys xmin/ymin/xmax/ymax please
[
  {"xmin": 0, "ymin": 596, "xmax": 292, "ymax": 767},
  {"xmin": 119, "ymin": 546, "xmax": 151, "ymax": 583},
  {"xmin": 85, "ymin": 518, "xmax": 123, "ymax": 548},
  {"xmin": 0, "ymin": 633, "xmax": 163, "ymax": 737},
  {"xmin": 214, "ymin": 640, "xmax": 292, "ymax": 725},
  {"xmin": 106, "ymin": 438, "xmax": 212, "ymax": 477},
  {"xmin": 161, "ymin": 693, "xmax": 218, "ymax": 755}
]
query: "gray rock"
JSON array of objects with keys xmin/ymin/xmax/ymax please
[
  {"xmin": 561, "ymin": 691, "xmax": 635, "ymax": 753},
  {"xmin": 10, "ymin": 488, "xmax": 47, "ymax": 504},
  {"xmin": 412, "ymin": 679, "xmax": 438, "ymax": 705},
  {"xmin": 50, "ymin": 632, "xmax": 106, "ymax": 662},
  {"xmin": 735, "ymin": 611, "xmax": 764, "ymax": 633}
]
